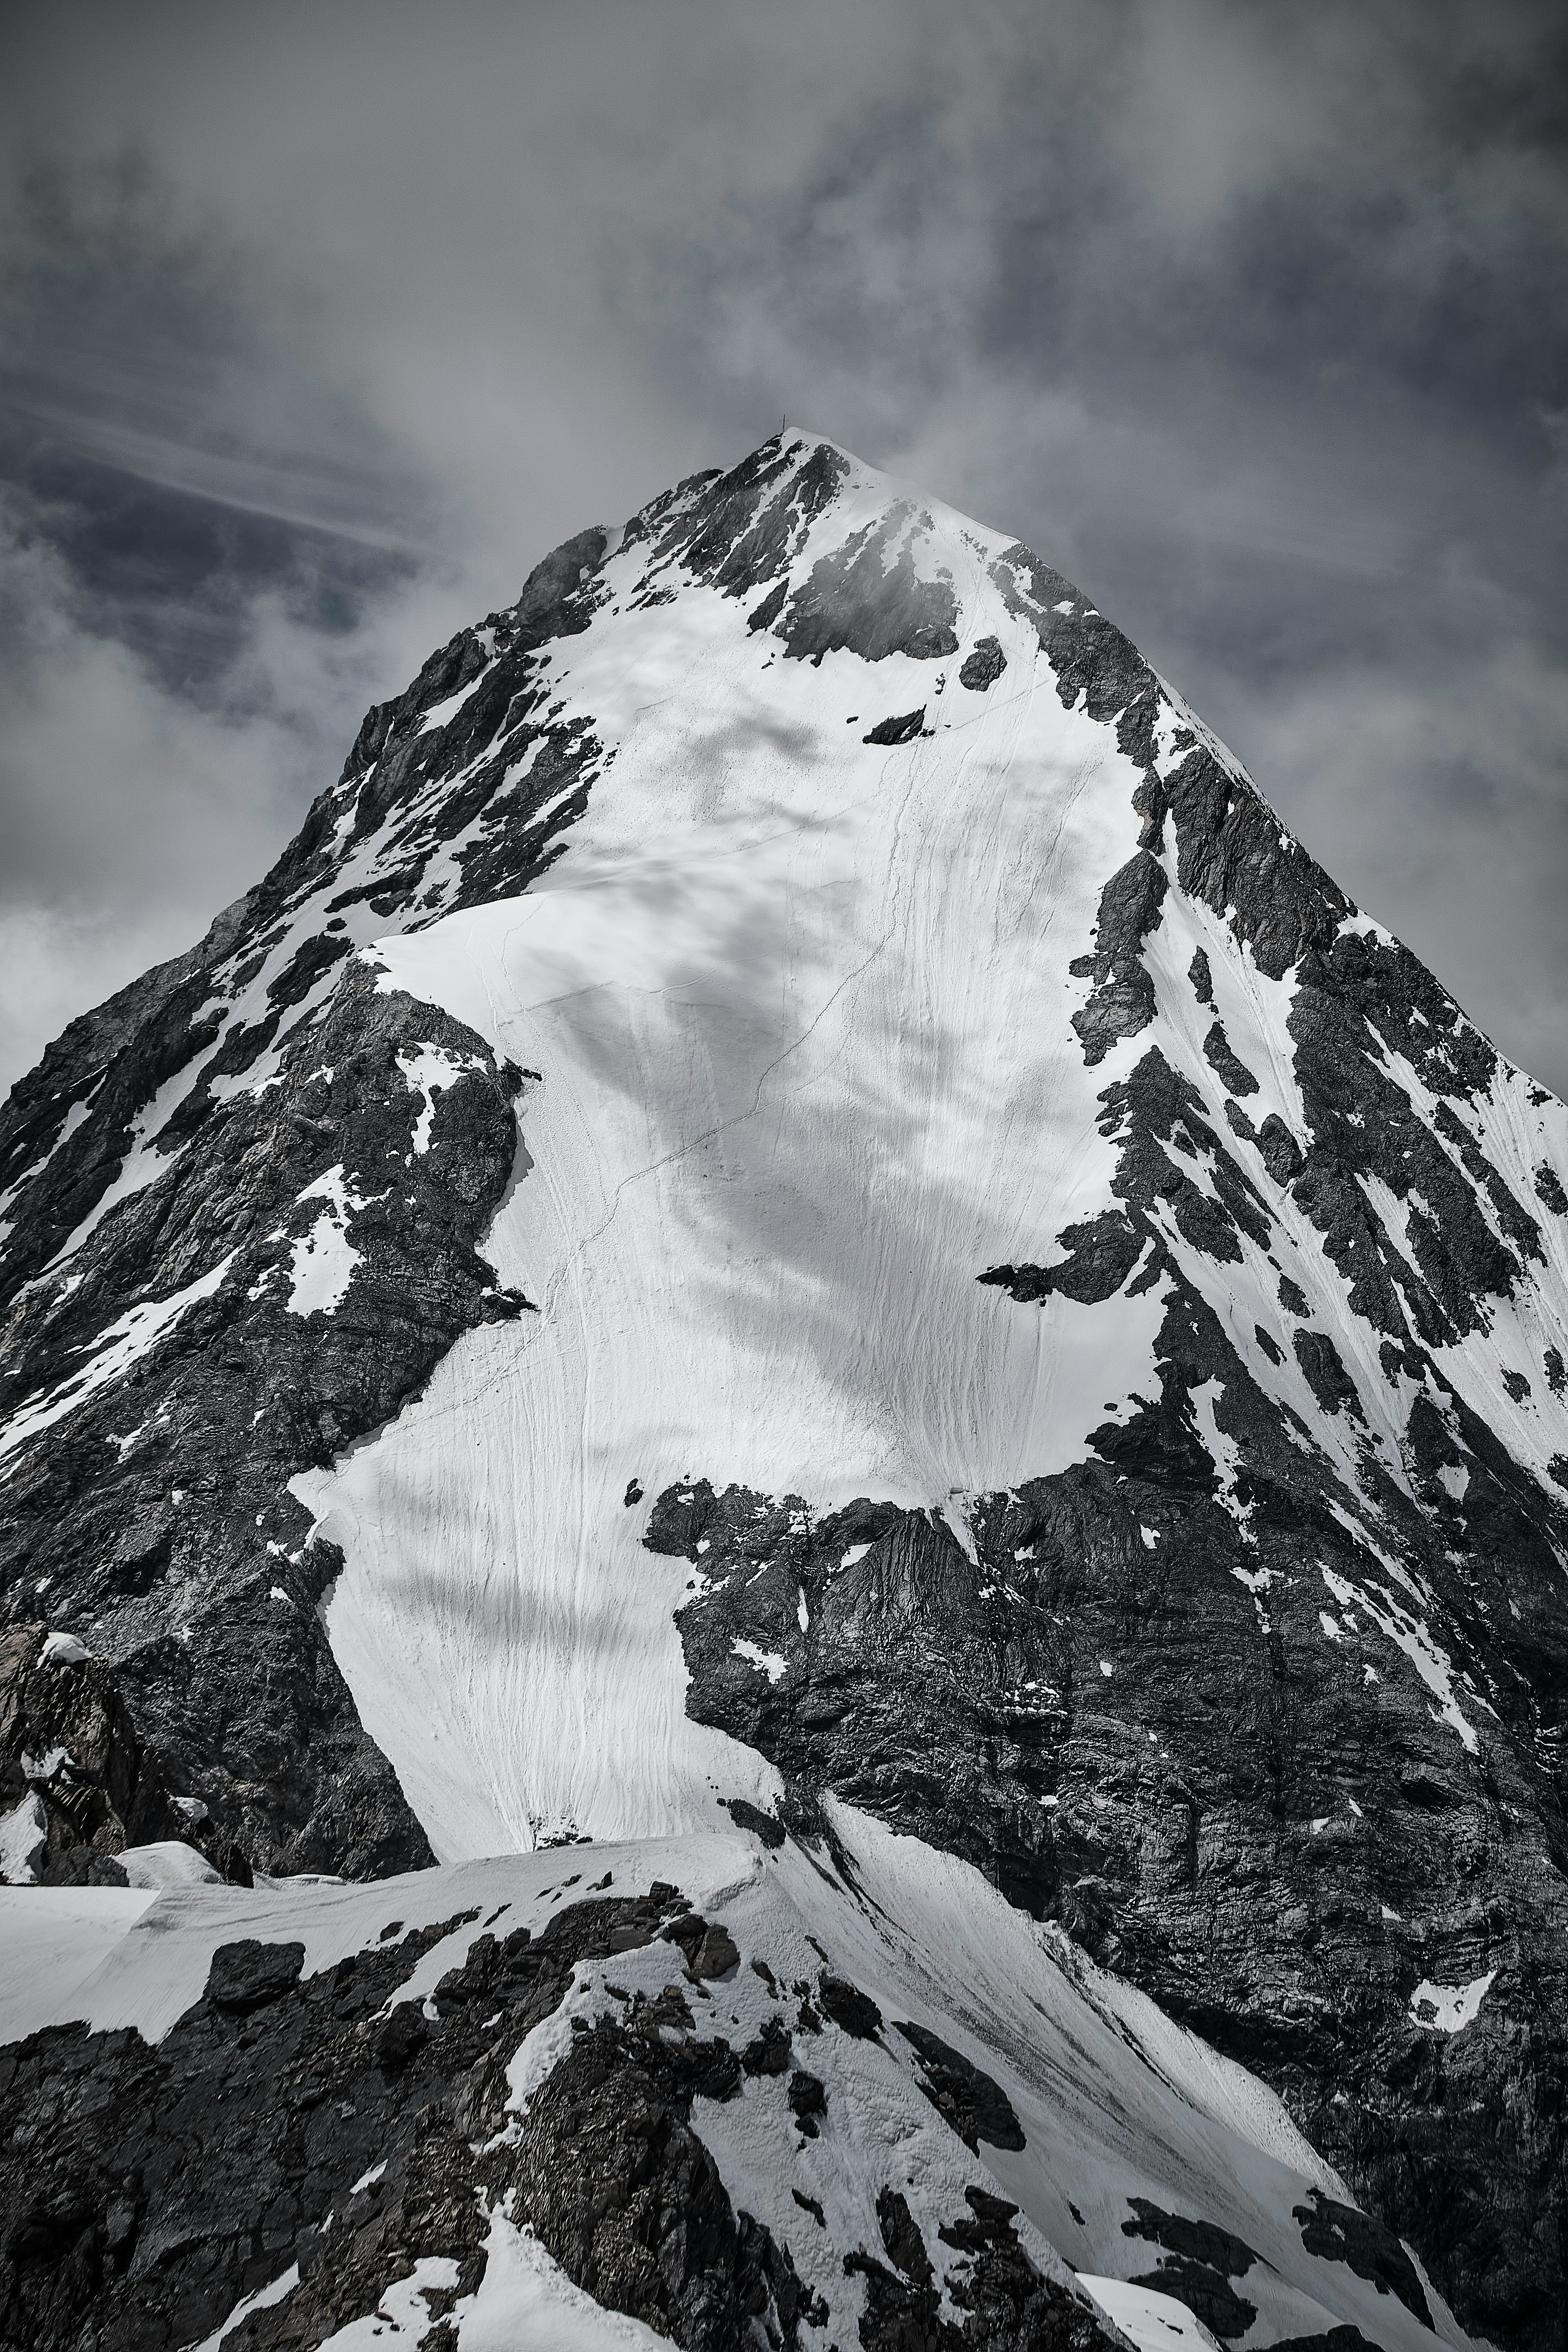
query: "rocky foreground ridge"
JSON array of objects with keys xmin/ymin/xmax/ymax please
[{"xmin": 2, "ymin": 434, "xmax": 1566, "ymax": 2350}]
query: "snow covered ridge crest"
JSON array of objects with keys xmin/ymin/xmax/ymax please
[
  {"xmin": 0, "ymin": 429, "xmax": 1565, "ymax": 2347},
  {"xmin": 0, "ymin": 1815, "xmax": 1470, "ymax": 2352}
]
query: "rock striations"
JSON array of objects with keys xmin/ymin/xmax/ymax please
[{"xmin": 2, "ymin": 432, "xmax": 1564, "ymax": 2350}]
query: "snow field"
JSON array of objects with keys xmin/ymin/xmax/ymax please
[{"xmin": 297, "ymin": 494, "xmax": 1172, "ymax": 1858}]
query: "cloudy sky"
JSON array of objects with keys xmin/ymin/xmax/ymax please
[{"xmin": 3, "ymin": 0, "xmax": 1565, "ymax": 1091}]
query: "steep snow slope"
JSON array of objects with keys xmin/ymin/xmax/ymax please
[{"xmin": 298, "ymin": 470, "xmax": 1167, "ymax": 1858}]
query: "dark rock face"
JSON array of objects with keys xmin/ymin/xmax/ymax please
[
  {"xmin": 1120, "ymin": 2201, "xmax": 1263, "ymax": 2341},
  {"xmin": 1534, "ymin": 1163, "xmax": 1568, "ymax": 1216},
  {"xmin": 1270, "ymin": 2333, "xmax": 1381, "ymax": 2352},
  {"xmin": 630, "ymin": 437, "xmax": 963, "ymax": 668},
  {"xmin": 0, "ymin": 1886, "xmax": 710, "ymax": 2352},
  {"xmin": 863, "ymin": 707, "xmax": 928, "ymax": 746},
  {"xmin": 818, "ymin": 1976, "xmax": 882, "ymax": 2040},
  {"xmin": 2, "ymin": 1623, "xmax": 166, "ymax": 1884},
  {"xmin": 980, "ymin": 1210, "xmax": 1143, "ymax": 1307},
  {"xmin": 1203, "ymin": 1017, "xmax": 1260, "ymax": 1097},
  {"xmin": 0, "ymin": 967, "xmax": 529, "ymax": 1878},
  {"xmin": 204, "ymin": 1939, "xmax": 307, "ymax": 2013},
  {"xmin": 515, "ymin": 2010, "xmax": 818, "ymax": 2344},
  {"xmin": 778, "ymin": 513, "xmax": 960, "ymax": 664},
  {"xmin": 655, "ymin": 1409, "xmax": 1568, "ymax": 2345},
  {"xmin": 895, "ymin": 2023, "xmax": 1026, "ymax": 2154},
  {"xmin": 0, "ymin": 1878, "xmax": 1122, "ymax": 2352},
  {"xmin": 1071, "ymin": 851, "xmax": 1168, "ymax": 1065},
  {"xmin": 959, "ymin": 635, "xmax": 1008, "ymax": 691},
  {"xmin": 1291, "ymin": 2189, "xmax": 1432, "ymax": 2330},
  {"xmin": 849, "ymin": 2185, "xmax": 1112, "ymax": 2352}
]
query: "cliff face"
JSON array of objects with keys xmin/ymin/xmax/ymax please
[{"xmin": 2, "ymin": 432, "xmax": 1564, "ymax": 2348}]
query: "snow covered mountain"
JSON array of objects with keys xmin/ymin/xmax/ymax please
[{"xmin": 2, "ymin": 432, "xmax": 1565, "ymax": 2351}]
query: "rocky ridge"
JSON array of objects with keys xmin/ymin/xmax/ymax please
[{"xmin": 0, "ymin": 1824, "xmax": 1450, "ymax": 2352}]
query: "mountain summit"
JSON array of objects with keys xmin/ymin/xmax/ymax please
[{"xmin": 2, "ymin": 433, "xmax": 1564, "ymax": 2351}]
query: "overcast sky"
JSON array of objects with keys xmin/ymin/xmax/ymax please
[{"xmin": 3, "ymin": 0, "xmax": 1565, "ymax": 1093}]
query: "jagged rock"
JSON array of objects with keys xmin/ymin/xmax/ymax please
[
  {"xmin": 979, "ymin": 1210, "xmax": 1144, "ymax": 1306},
  {"xmin": 863, "ymin": 706, "xmax": 928, "ymax": 745},
  {"xmin": 0, "ymin": 1621, "xmax": 174, "ymax": 1880},
  {"xmin": 1203, "ymin": 1018, "xmax": 1259, "ymax": 1096},
  {"xmin": 0, "ymin": 969, "xmax": 526, "ymax": 1877},
  {"xmin": 958, "ymin": 634, "xmax": 1008, "ymax": 691},
  {"xmin": 818, "ymin": 1976, "xmax": 883, "ymax": 2039},
  {"xmin": 204, "ymin": 1938, "xmax": 305, "ymax": 2013},
  {"xmin": 0, "ymin": 1891, "xmax": 685, "ymax": 2352},
  {"xmin": 1292, "ymin": 2188, "xmax": 1431, "ymax": 2328},
  {"xmin": 849, "ymin": 2181, "xmax": 1114, "ymax": 2352},
  {"xmin": 1122, "ymin": 2199, "xmax": 1261, "ymax": 2339},
  {"xmin": 897, "ymin": 2022, "xmax": 1026, "ymax": 2153}
]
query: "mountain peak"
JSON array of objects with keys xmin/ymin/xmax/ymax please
[{"xmin": 2, "ymin": 435, "xmax": 1564, "ymax": 2352}]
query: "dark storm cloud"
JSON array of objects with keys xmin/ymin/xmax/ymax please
[
  {"xmin": 0, "ymin": 151, "xmax": 430, "ymax": 535},
  {"xmin": 2, "ymin": 0, "xmax": 1566, "ymax": 1087},
  {"xmin": 0, "ymin": 154, "xmax": 425, "ymax": 703},
  {"xmin": 0, "ymin": 142, "xmax": 457, "ymax": 1081},
  {"xmin": 10, "ymin": 454, "xmax": 412, "ymax": 700}
]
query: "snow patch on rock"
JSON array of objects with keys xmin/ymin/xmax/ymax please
[
  {"xmin": 1409, "ymin": 1972, "xmax": 1497, "ymax": 2034},
  {"xmin": 0, "ymin": 1254, "xmax": 236, "ymax": 1469},
  {"xmin": 285, "ymin": 1168, "xmax": 367, "ymax": 1318},
  {"xmin": 0, "ymin": 1791, "xmax": 48, "ymax": 1884}
]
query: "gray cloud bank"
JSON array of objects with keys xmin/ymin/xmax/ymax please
[{"xmin": 3, "ymin": 0, "xmax": 1566, "ymax": 1087}]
